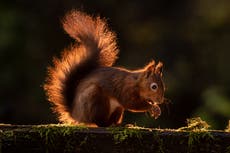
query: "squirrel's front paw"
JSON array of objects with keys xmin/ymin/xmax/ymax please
[{"xmin": 148, "ymin": 104, "xmax": 161, "ymax": 119}]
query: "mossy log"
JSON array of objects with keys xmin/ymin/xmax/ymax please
[{"xmin": 0, "ymin": 124, "xmax": 230, "ymax": 153}]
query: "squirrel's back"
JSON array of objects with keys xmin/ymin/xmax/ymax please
[{"xmin": 44, "ymin": 10, "xmax": 119, "ymax": 123}]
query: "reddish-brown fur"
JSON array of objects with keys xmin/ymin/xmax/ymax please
[{"xmin": 44, "ymin": 10, "xmax": 165, "ymax": 127}]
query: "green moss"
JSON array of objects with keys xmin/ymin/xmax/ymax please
[
  {"xmin": 2, "ymin": 130, "xmax": 14, "ymax": 138},
  {"xmin": 107, "ymin": 126, "xmax": 143, "ymax": 144},
  {"xmin": 107, "ymin": 126, "xmax": 165, "ymax": 152},
  {"xmin": 31, "ymin": 124, "xmax": 88, "ymax": 153},
  {"xmin": 0, "ymin": 129, "xmax": 15, "ymax": 153},
  {"xmin": 32, "ymin": 124, "xmax": 87, "ymax": 139},
  {"xmin": 188, "ymin": 131, "xmax": 214, "ymax": 152},
  {"xmin": 226, "ymin": 146, "xmax": 230, "ymax": 153},
  {"xmin": 23, "ymin": 134, "xmax": 32, "ymax": 140},
  {"xmin": 1, "ymin": 130, "xmax": 15, "ymax": 145},
  {"xmin": 152, "ymin": 131, "xmax": 164, "ymax": 153},
  {"xmin": 79, "ymin": 135, "xmax": 88, "ymax": 146},
  {"xmin": 175, "ymin": 117, "xmax": 215, "ymax": 153}
]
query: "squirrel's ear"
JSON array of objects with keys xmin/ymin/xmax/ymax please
[
  {"xmin": 155, "ymin": 62, "xmax": 163, "ymax": 77},
  {"xmin": 144, "ymin": 60, "xmax": 155, "ymax": 78}
]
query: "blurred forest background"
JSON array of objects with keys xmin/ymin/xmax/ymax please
[{"xmin": 0, "ymin": 0, "xmax": 230, "ymax": 129}]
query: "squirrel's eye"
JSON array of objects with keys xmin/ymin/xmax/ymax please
[{"xmin": 150, "ymin": 82, "xmax": 158, "ymax": 92}]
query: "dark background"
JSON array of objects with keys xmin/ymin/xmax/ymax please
[{"xmin": 0, "ymin": 0, "xmax": 230, "ymax": 129}]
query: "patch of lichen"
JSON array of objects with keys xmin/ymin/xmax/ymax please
[{"xmin": 177, "ymin": 117, "xmax": 210, "ymax": 131}]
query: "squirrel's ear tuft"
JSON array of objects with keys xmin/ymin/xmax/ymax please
[
  {"xmin": 144, "ymin": 60, "xmax": 155, "ymax": 78},
  {"xmin": 155, "ymin": 61, "xmax": 163, "ymax": 77}
]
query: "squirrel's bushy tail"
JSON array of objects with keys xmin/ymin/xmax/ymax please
[{"xmin": 44, "ymin": 10, "xmax": 119, "ymax": 123}]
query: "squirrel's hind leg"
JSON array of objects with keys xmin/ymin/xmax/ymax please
[
  {"xmin": 72, "ymin": 84, "xmax": 113, "ymax": 127},
  {"xmin": 107, "ymin": 106, "xmax": 124, "ymax": 126}
]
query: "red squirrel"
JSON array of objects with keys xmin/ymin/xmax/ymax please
[{"xmin": 44, "ymin": 10, "xmax": 165, "ymax": 127}]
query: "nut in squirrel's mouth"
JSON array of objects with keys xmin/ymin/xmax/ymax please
[{"xmin": 146, "ymin": 99, "xmax": 162, "ymax": 119}]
